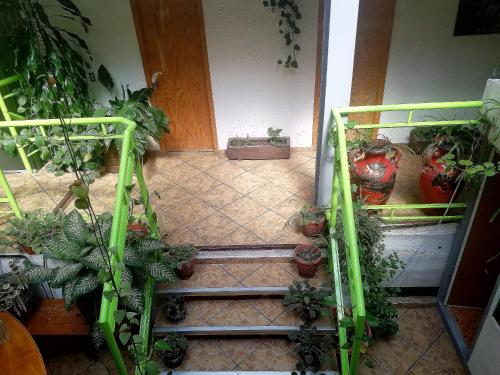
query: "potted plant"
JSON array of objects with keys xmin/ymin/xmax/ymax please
[
  {"xmin": 161, "ymin": 295, "xmax": 187, "ymax": 323},
  {"xmin": 288, "ymin": 325, "xmax": 335, "ymax": 372},
  {"xmin": 283, "ymin": 280, "xmax": 328, "ymax": 322},
  {"xmin": 0, "ymin": 261, "xmax": 38, "ymax": 321},
  {"xmin": 288, "ymin": 205, "xmax": 325, "ymax": 237},
  {"xmin": 293, "ymin": 244, "xmax": 322, "ymax": 278},
  {"xmin": 226, "ymin": 127, "xmax": 290, "ymax": 160},
  {"xmin": 409, "ymin": 126, "xmax": 441, "ymax": 154},
  {"xmin": 1, "ymin": 210, "xmax": 65, "ymax": 255},
  {"xmin": 166, "ymin": 245, "xmax": 198, "ymax": 280},
  {"xmin": 154, "ymin": 332, "xmax": 189, "ymax": 368}
]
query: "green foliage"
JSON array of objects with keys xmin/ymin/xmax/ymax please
[
  {"xmin": 95, "ymin": 85, "xmax": 170, "ymax": 159},
  {"xmin": 283, "ymin": 280, "xmax": 329, "ymax": 321},
  {"xmin": 90, "ymin": 322, "xmax": 105, "ymax": 351},
  {"xmin": 154, "ymin": 332, "xmax": 188, "ymax": 358},
  {"xmin": 336, "ymin": 205, "xmax": 405, "ymax": 339},
  {"xmin": 1, "ymin": 210, "xmax": 65, "ymax": 254},
  {"xmin": 288, "ymin": 326, "xmax": 335, "ymax": 372},
  {"xmin": 267, "ymin": 127, "xmax": 286, "ymax": 146},
  {"xmin": 165, "ymin": 244, "xmax": 198, "ymax": 270},
  {"xmin": 288, "ymin": 204, "xmax": 324, "ymax": 226},
  {"xmin": 262, "ymin": 0, "xmax": 302, "ymax": 68}
]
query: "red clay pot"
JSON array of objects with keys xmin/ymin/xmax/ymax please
[
  {"xmin": 19, "ymin": 244, "xmax": 35, "ymax": 255},
  {"xmin": 127, "ymin": 223, "xmax": 149, "ymax": 238},
  {"xmin": 420, "ymin": 144, "xmax": 459, "ymax": 204},
  {"xmin": 294, "ymin": 245, "xmax": 322, "ymax": 278},
  {"xmin": 175, "ymin": 256, "xmax": 196, "ymax": 280},
  {"xmin": 349, "ymin": 140, "xmax": 402, "ymax": 205},
  {"xmin": 303, "ymin": 218, "xmax": 325, "ymax": 237}
]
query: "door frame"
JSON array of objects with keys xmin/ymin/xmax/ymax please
[{"xmin": 130, "ymin": 0, "xmax": 219, "ymax": 151}]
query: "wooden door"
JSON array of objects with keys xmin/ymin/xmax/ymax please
[
  {"xmin": 131, "ymin": 0, "xmax": 217, "ymax": 151},
  {"xmin": 349, "ymin": 0, "xmax": 396, "ymax": 135}
]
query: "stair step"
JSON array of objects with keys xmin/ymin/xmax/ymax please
[
  {"xmin": 156, "ymin": 287, "xmax": 292, "ymax": 298},
  {"xmin": 160, "ymin": 372, "xmax": 338, "ymax": 375},
  {"xmin": 153, "ymin": 325, "xmax": 336, "ymax": 336}
]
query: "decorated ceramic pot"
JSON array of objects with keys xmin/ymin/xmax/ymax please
[{"xmin": 349, "ymin": 139, "xmax": 402, "ymax": 205}]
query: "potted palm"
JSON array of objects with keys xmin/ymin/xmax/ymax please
[
  {"xmin": 161, "ymin": 295, "xmax": 187, "ymax": 323},
  {"xmin": 166, "ymin": 245, "xmax": 198, "ymax": 280},
  {"xmin": 293, "ymin": 244, "xmax": 322, "ymax": 278},
  {"xmin": 283, "ymin": 280, "xmax": 328, "ymax": 322},
  {"xmin": 154, "ymin": 332, "xmax": 189, "ymax": 368}
]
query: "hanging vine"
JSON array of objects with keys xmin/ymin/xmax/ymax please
[{"xmin": 262, "ymin": 0, "xmax": 302, "ymax": 69}]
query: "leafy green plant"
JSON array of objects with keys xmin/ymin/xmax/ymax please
[
  {"xmin": 95, "ymin": 85, "xmax": 169, "ymax": 158},
  {"xmin": 231, "ymin": 134, "xmax": 253, "ymax": 147},
  {"xmin": 262, "ymin": 0, "xmax": 302, "ymax": 68},
  {"xmin": 165, "ymin": 245, "xmax": 198, "ymax": 270},
  {"xmin": 335, "ymin": 205, "xmax": 404, "ymax": 339},
  {"xmin": 288, "ymin": 325, "xmax": 335, "ymax": 372},
  {"xmin": 1, "ymin": 209, "xmax": 65, "ymax": 254},
  {"xmin": 0, "ymin": 261, "xmax": 31, "ymax": 317},
  {"xmin": 21, "ymin": 210, "xmax": 176, "ymax": 311},
  {"xmin": 287, "ymin": 205, "xmax": 325, "ymax": 227},
  {"xmin": 161, "ymin": 294, "xmax": 187, "ymax": 323},
  {"xmin": 283, "ymin": 280, "xmax": 328, "ymax": 322},
  {"xmin": 267, "ymin": 127, "xmax": 286, "ymax": 146},
  {"xmin": 295, "ymin": 246, "xmax": 321, "ymax": 263}
]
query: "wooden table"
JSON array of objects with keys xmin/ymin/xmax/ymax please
[{"xmin": 0, "ymin": 312, "xmax": 47, "ymax": 375}]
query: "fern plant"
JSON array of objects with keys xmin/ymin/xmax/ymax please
[{"xmin": 22, "ymin": 210, "xmax": 176, "ymax": 312}]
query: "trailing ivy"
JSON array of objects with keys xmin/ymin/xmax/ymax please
[{"xmin": 262, "ymin": 0, "xmax": 302, "ymax": 68}]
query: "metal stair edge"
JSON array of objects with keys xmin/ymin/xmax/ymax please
[
  {"xmin": 160, "ymin": 372, "xmax": 338, "ymax": 375},
  {"xmin": 153, "ymin": 325, "xmax": 336, "ymax": 336}
]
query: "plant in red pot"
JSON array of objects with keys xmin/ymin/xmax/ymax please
[
  {"xmin": 2, "ymin": 210, "xmax": 65, "ymax": 255},
  {"xmin": 349, "ymin": 137, "xmax": 402, "ymax": 205},
  {"xmin": 294, "ymin": 244, "xmax": 322, "ymax": 278},
  {"xmin": 127, "ymin": 219, "xmax": 149, "ymax": 238},
  {"xmin": 287, "ymin": 205, "xmax": 325, "ymax": 237},
  {"xmin": 167, "ymin": 245, "xmax": 198, "ymax": 280}
]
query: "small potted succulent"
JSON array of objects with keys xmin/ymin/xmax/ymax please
[
  {"xmin": 288, "ymin": 205, "xmax": 326, "ymax": 237},
  {"xmin": 154, "ymin": 332, "xmax": 189, "ymax": 368},
  {"xmin": 2, "ymin": 210, "xmax": 65, "ymax": 255},
  {"xmin": 161, "ymin": 294, "xmax": 187, "ymax": 323},
  {"xmin": 283, "ymin": 280, "xmax": 328, "ymax": 322},
  {"xmin": 288, "ymin": 325, "xmax": 335, "ymax": 372},
  {"xmin": 166, "ymin": 245, "xmax": 198, "ymax": 280},
  {"xmin": 293, "ymin": 244, "xmax": 322, "ymax": 278}
]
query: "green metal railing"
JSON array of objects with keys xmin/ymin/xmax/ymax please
[
  {"xmin": 326, "ymin": 100, "xmax": 483, "ymax": 375},
  {"xmin": 0, "ymin": 75, "xmax": 157, "ymax": 375}
]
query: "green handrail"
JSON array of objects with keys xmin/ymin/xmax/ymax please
[
  {"xmin": 0, "ymin": 168, "xmax": 22, "ymax": 219},
  {"xmin": 327, "ymin": 100, "xmax": 483, "ymax": 375},
  {"xmin": 0, "ymin": 110, "xmax": 157, "ymax": 375}
]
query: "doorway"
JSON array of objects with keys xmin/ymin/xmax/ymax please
[{"xmin": 131, "ymin": 0, "xmax": 218, "ymax": 151}]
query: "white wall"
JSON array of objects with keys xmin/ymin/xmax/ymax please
[
  {"xmin": 380, "ymin": 0, "xmax": 500, "ymax": 143},
  {"xmin": 202, "ymin": 0, "xmax": 318, "ymax": 149},
  {"xmin": 74, "ymin": 0, "xmax": 147, "ymax": 104}
]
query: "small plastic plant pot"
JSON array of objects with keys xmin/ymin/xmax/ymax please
[
  {"xmin": 18, "ymin": 244, "xmax": 35, "ymax": 255},
  {"xmin": 175, "ymin": 256, "xmax": 196, "ymax": 280},
  {"xmin": 158, "ymin": 350, "xmax": 186, "ymax": 369},
  {"xmin": 302, "ymin": 217, "xmax": 326, "ymax": 237},
  {"xmin": 127, "ymin": 223, "xmax": 149, "ymax": 238},
  {"xmin": 294, "ymin": 244, "xmax": 322, "ymax": 278}
]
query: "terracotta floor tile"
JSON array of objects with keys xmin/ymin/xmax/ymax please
[
  {"xmin": 272, "ymin": 170, "xmax": 313, "ymax": 195},
  {"xmin": 277, "ymin": 262, "xmax": 330, "ymax": 287},
  {"xmin": 206, "ymin": 162, "xmax": 246, "ymax": 181},
  {"xmin": 368, "ymin": 334, "xmax": 421, "ymax": 375},
  {"xmin": 143, "ymin": 173, "xmax": 175, "ymax": 193},
  {"xmin": 197, "ymin": 182, "xmax": 243, "ymax": 209},
  {"xmin": 163, "ymin": 226, "xmax": 202, "ymax": 245},
  {"xmin": 271, "ymin": 309, "xmax": 302, "ymax": 326},
  {"xmin": 187, "ymin": 153, "xmax": 225, "ymax": 170},
  {"xmin": 17, "ymin": 191, "xmax": 56, "ymax": 211},
  {"xmin": 160, "ymin": 162, "xmax": 202, "ymax": 182},
  {"xmin": 238, "ymin": 340, "xmax": 298, "ymax": 371},
  {"xmin": 47, "ymin": 351, "xmax": 94, "ymax": 375},
  {"xmin": 248, "ymin": 182, "xmax": 294, "ymax": 209},
  {"xmin": 174, "ymin": 264, "xmax": 239, "ymax": 288},
  {"xmin": 268, "ymin": 156, "xmax": 310, "ymax": 170},
  {"xmin": 220, "ymin": 263, "xmax": 262, "ymax": 282},
  {"xmin": 156, "ymin": 210, "xmax": 183, "ymax": 236},
  {"xmin": 217, "ymin": 339, "xmax": 265, "ymax": 364},
  {"xmin": 145, "ymin": 154, "xmax": 184, "ymax": 172},
  {"xmin": 188, "ymin": 300, "xmax": 233, "ymax": 322},
  {"xmin": 357, "ymin": 355, "xmax": 392, "ymax": 375},
  {"xmin": 225, "ymin": 171, "xmax": 268, "ymax": 195},
  {"xmin": 169, "ymin": 196, "xmax": 218, "ymax": 227},
  {"xmin": 397, "ymin": 307, "xmax": 444, "ymax": 352},
  {"xmin": 180, "ymin": 173, "xmax": 220, "ymax": 195},
  {"xmin": 407, "ymin": 355, "xmax": 454, "ymax": 375},
  {"xmin": 219, "ymin": 196, "xmax": 267, "ymax": 225},
  {"xmin": 295, "ymin": 183, "xmax": 315, "ymax": 203},
  {"xmin": 156, "ymin": 301, "xmax": 208, "ymax": 327},
  {"xmin": 229, "ymin": 159, "xmax": 265, "ymax": 170},
  {"xmin": 191, "ymin": 211, "xmax": 239, "ymax": 241},
  {"xmin": 152, "ymin": 186, "xmax": 192, "ymax": 211},
  {"xmin": 271, "ymin": 195, "xmax": 308, "ymax": 219},
  {"xmin": 221, "ymin": 226, "xmax": 266, "ymax": 245},
  {"xmin": 243, "ymin": 210, "xmax": 289, "ymax": 243},
  {"xmin": 248, "ymin": 298, "xmax": 286, "ymax": 321},
  {"xmin": 240, "ymin": 263, "xmax": 297, "ymax": 287},
  {"xmin": 247, "ymin": 162, "xmax": 290, "ymax": 181},
  {"xmin": 165, "ymin": 151, "xmax": 199, "ymax": 161},
  {"xmin": 175, "ymin": 340, "xmax": 236, "ymax": 371},
  {"xmin": 426, "ymin": 333, "xmax": 465, "ymax": 374},
  {"xmin": 207, "ymin": 300, "xmax": 270, "ymax": 326}
]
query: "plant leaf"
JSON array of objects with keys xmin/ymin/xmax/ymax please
[{"xmin": 64, "ymin": 210, "xmax": 89, "ymax": 245}]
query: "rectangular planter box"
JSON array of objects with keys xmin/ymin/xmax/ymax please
[{"xmin": 226, "ymin": 137, "xmax": 290, "ymax": 160}]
